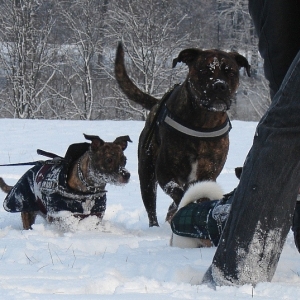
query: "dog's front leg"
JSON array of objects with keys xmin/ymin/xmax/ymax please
[
  {"xmin": 160, "ymin": 179, "xmax": 184, "ymax": 222},
  {"xmin": 161, "ymin": 180, "xmax": 184, "ymax": 205},
  {"xmin": 155, "ymin": 154, "xmax": 186, "ymax": 222},
  {"xmin": 155, "ymin": 157, "xmax": 185, "ymax": 222},
  {"xmin": 161, "ymin": 180, "xmax": 184, "ymax": 207}
]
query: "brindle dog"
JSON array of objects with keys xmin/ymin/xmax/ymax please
[
  {"xmin": 0, "ymin": 134, "xmax": 132, "ymax": 229},
  {"xmin": 115, "ymin": 42, "xmax": 250, "ymax": 226}
]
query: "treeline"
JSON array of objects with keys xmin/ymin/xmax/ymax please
[{"xmin": 0, "ymin": 0, "xmax": 270, "ymax": 121}]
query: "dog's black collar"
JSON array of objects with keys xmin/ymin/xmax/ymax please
[{"xmin": 77, "ymin": 158, "xmax": 105, "ymax": 194}]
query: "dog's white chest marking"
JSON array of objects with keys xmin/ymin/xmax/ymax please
[{"xmin": 188, "ymin": 161, "xmax": 198, "ymax": 183}]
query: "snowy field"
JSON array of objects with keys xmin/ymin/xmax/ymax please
[{"xmin": 0, "ymin": 118, "xmax": 300, "ymax": 299}]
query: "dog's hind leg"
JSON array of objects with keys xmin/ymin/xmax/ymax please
[
  {"xmin": 21, "ymin": 211, "xmax": 37, "ymax": 230},
  {"xmin": 138, "ymin": 157, "xmax": 159, "ymax": 227}
]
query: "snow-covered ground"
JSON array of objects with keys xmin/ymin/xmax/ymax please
[{"xmin": 0, "ymin": 118, "xmax": 300, "ymax": 299}]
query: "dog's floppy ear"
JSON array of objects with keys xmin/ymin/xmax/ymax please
[
  {"xmin": 172, "ymin": 48, "xmax": 203, "ymax": 68},
  {"xmin": 113, "ymin": 135, "xmax": 132, "ymax": 151},
  {"xmin": 83, "ymin": 134, "xmax": 105, "ymax": 151},
  {"xmin": 229, "ymin": 52, "xmax": 251, "ymax": 77}
]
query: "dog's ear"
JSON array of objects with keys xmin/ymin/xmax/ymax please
[
  {"xmin": 113, "ymin": 135, "xmax": 132, "ymax": 151},
  {"xmin": 235, "ymin": 167, "xmax": 243, "ymax": 180},
  {"xmin": 172, "ymin": 48, "xmax": 203, "ymax": 68},
  {"xmin": 229, "ymin": 52, "xmax": 251, "ymax": 77},
  {"xmin": 83, "ymin": 134, "xmax": 105, "ymax": 151}
]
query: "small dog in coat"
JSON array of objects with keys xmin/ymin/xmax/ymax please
[
  {"xmin": 170, "ymin": 181, "xmax": 235, "ymax": 248},
  {"xmin": 170, "ymin": 167, "xmax": 243, "ymax": 248},
  {"xmin": 0, "ymin": 134, "xmax": 132, "ymax": 229}
]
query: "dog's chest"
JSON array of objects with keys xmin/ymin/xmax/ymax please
[{"xmin": 185, "ymin": 136, "xmax": 229, "ymax": 182}]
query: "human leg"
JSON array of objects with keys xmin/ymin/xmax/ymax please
[
  {"xmin": 202, "ymin": 49, "xmax": 300, "ymax": 286},
  {"xmin": 248, "ymin": 0, "xmax": 300, "ymax": 99}
]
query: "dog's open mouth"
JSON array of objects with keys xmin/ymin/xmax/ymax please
[
  {"xmin": 207, "ymin": 101, "xmax": 229, "ymax": 112},
  {"xmin": 188, "ymin": 81, "xmax": 231, "ymax": 112},
  {"xmin": 198, "ymin": 98, "xmax": 230, "ymax": 112}
]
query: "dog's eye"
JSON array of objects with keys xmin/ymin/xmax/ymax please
[
  {"xmin": 224, "ymin": 68, "xmax": 235, "ymax": 77},
  {"xmin": 199, "ymin": 69, "xmax": 208, "ymax": 75},
  {"xmin": 121, "ymin": 157, "xmax": 127, "ymax": 167},
  {"xmin": 106, "ymin": 158, "xmax": 113, "ymax": 164}
]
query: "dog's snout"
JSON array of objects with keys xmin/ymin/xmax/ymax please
[
  {"xmin": 120, "ymin": 168, "xmax": 130, "ymax": 182},
  {"xmin": 123, "ymin": 172, "xmax": 130, "ymax": 180},
  {"xmin": 213, "ymin": 81, "xmax": 227, "ymax": 92}
]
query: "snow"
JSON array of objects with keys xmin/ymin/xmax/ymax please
[{"xmin": 0, "ymin": 118, "xmax": 300, "ymax": 299}]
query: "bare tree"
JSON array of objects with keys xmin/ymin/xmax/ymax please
[
  {"xmin": 0, "ymin": 0, "xmax": 269, "ymax": 121},
  {"xmin": 0, "ymin": 0, "xmax": 56, "ymax": 118},
  {"xmin": 52, "ymin": 0, "xmax": 109, "ymax": 120},
  {"xmin": 104, "ymin": 0, "xmax": 201, "ymax": 120}
]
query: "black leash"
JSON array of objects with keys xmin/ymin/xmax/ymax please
[
  {"xmin": 0, "ymin": 161, "xmax": 45, "ymax": 167},
  {"xmin": 0, "ymin": 149, "xmax": 64, "ymax": 167},
  {"xmin": 37, "ymin": 149, "xmax": 63, "ymax": 159},
  {"xmin": 0, "ymin": 160, "xmax": 65, "ymax": 167}
]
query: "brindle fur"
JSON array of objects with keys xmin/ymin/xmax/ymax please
[
  {"xmin": 115, "ymin": 42, "xmax": 250, "ymax": 226},
  {"xmin": 0, "ymin": 134, "xmax": 132, "ymax": 229}
]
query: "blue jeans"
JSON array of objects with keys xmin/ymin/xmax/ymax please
[{"xmin": 203, "ymin": 49, "xmax": 300, "ymax": 286}]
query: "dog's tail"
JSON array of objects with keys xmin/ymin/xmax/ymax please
[
  {"xmin": 178, "ymin": 181, "xmax": 223, "ymax": 210},
  {"xmin": 114, "ymin": 42, "xmax": 159, "ymax": 111},
  {"xmin": 0, "ymin": 177, "xmax": 12, "ymax": 193}
]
